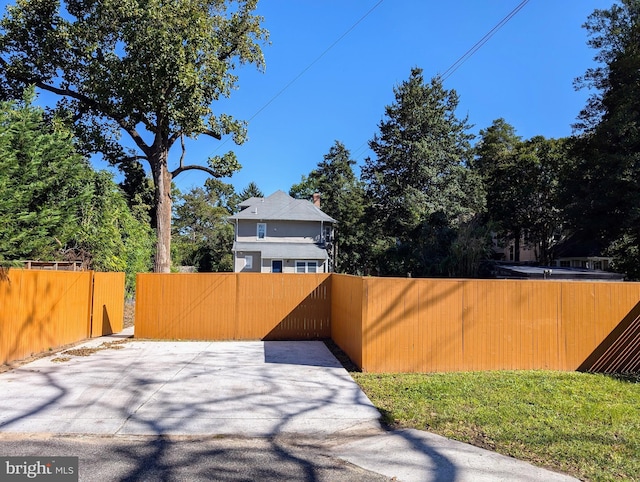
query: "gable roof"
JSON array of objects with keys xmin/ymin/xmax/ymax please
[
  {"xmin": 230, "ymin": 190, "xmax": 337, "ymax": 223},
  {"xmin": 238, "ymin": 196, "xmax": 263, "ymax": 209}
]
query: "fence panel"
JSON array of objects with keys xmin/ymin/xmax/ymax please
[
  {"xmin": 91, "ymin": 272, "xmax": 126, "ymax": 337},
  {"xmin": 351, "ymin": 277, "xmax": 640, "ymax": 373},
  {"xmin": 1, "ymin": 269, "xmax": 93, "ymax": 364},
  {"xmin": 135, "ymin": 273, "xmax": 237, "ymax": 339},
  {"xmin": 135, "ymin": 273, "xmax": 330, "ymax": 340},
  {"xmin": 237, "ymin": 274, "xmax": 330, "ymax": 340},
  {"xmin": 362, "ymin": 278, "xmax": 465, "ymax": 373},
  {"xmin": 331, "ymin": 274, "xmax": 365, "ymax": 368}
]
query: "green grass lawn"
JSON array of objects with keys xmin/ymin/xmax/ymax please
[{"xmin": 352, "ymin": 371, "xmax": 640, "ymax": 481}]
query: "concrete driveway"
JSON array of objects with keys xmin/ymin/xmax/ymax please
[
  {"xmin": 0, "ymin": 330, "xmax": 578, "ymax": 481},
  {"xmin": 0, "ymin": 331, "xmax": 379, "ymax": 437}
]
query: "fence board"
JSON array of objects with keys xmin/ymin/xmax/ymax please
[
  {"xmin": 1, "ymin": 269, "xmax": 94, "ymax": 364},
  {"xmin": 135, "ymin": 273, "xmax": 330, "ymax": 340},
  {"xmin": 91, "ymin": 272, "xmax": 125, "ymax": 336}
]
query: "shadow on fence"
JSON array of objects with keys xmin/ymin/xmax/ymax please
[
  {"xmin": 578, "ymin": 300, "xmax": 640, "ymax": 373},
  {"xmin": 1, "ymin": 269, "xmax": 125, "ymax": 365}
]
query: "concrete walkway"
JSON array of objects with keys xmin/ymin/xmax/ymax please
[{"xmin": 0, "ymin": 330, "xmax": 578, "ymax": 481}]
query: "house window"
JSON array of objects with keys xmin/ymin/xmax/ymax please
[
  {"xmin": 559, "ymin": 260, "xmax": 570, "ymax": 268},
  {"xmin": 272, "ymin": 260, "xmax": 283, "ymax": 273},
  {"xmin": 257, "ymin": 223, "xmax": 266, "ymax": 239},
  {"xmin": 296, "ymin": 261, "xmax": 318, "ymax": 273},
  {"xmin": 244, "ymin": 255, "xmax": 252, "ymax": 269},
  {"xmin": 593, "ymin": 261, "xmax": 603, "ymax": 270}
]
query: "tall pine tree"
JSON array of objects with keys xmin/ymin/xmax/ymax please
[
  {"xmin": 290, "ymin": 141, "xmax": 368, "ymax": 274},
  {"xmin": 362, "ymin": 68, "xmax": 483, "ymax": 276}
]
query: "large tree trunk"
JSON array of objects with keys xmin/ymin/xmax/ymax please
[
  {"xmin": 151, "ymin": 149, "xmax": 172, "ymax": 273},
  {"xmin": 514, "ymin": 228, "xmax": 521, "ymax": 263}
]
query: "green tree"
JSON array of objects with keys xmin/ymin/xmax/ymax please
[
  {"xmin": 520, "ymin": 136, "xmax": 567, "ymax": 265},
  {"xmin": 567, "ymin": 0, "xmax": 640, "ymax": 278},
  {"xmin": 0, "ymin": 88, "xmax": 153, "ymax": 289},
  {"xmin": 362, "ymin": 68, "xmax": 483, "ymax": 276},
  {"xmin": 475, "ymin": 119, "xmax": 566, "ymax": 264},
  {"xmin": 289, "ymin": 174, "xmax": 318, "ymax": 201},
  {"xmin": 0, "ymin": 89, "xmax": 92, "ymax": 262},
  {"xmin": 291, "ymin": 141, "xmax": 368, "ymax": 274},
  {"xmin": 239, "ymin": 181, "xmax": 263, "ymax": 201},
  {"xmin": 73, "ymin": 171, "xmax": 154, "ymax": 292},
  {"xmin": 0, "ymin": 0, "xmax": 268, "ymax": 272},
  {"xmin": 172, "ymin": 184, "xmax": 234, "ymax": 272}
]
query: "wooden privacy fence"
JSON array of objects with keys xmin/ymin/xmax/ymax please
[
  {"xmin": 135, "ymin": 273, "xmax": 640, "ymax": 374},
  {"xmin": 135, "ymin": 273, "xmax": 331, "ymax": 340},
  {"xmin": 0, "ymin": 269, "xmax": 125, "ymax": 365},
  {"xmin": 331, "ymin": 275, "xmax": 640, "ymax": 373}
]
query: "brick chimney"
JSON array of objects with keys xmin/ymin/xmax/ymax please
[{"xmin": 312, "ymin": 193, "xmax": 321, "ymax": 208}]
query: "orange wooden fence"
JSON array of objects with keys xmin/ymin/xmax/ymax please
[
  {"xmin": 330, "ymin": 275, "xmax": 640, "ymax": 373},
  {"xmin": 135, "ymin": 273, "xmax": 331, "ymax": 340},
  {"xmin": 134, "ymin": 273, "xmax": 640, "ymax": 373},
  {"xmin": 91, "ymin": 272, "xmax": 126, "ymax": 337},
  {"xmin": 1, "ymin": 269, "xmax": 125, "ymax": 365}
]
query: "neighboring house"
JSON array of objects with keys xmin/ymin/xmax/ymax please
[
  {"xmin": 228, "ymin": 191, "xmax": 337, "ymax": 273},
  {"xmin": 491, "ymin": 233, "xmax": 537, "ymax": 263},
  {"xmin": 552, "ymin": 234, "xmax": 613, "ymax": 271}
]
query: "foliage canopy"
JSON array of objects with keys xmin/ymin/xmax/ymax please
[{"xmin": 0, "ymin": 0, "xmax": 268, "ymax": 272}]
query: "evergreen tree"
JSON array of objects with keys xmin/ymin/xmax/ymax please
[
  {"xmin": 239, "ymin": 181, "xmax": 264, "ymax": 201},
  {"xmin": 0, "ymin": 89, "xmax": 92, "ymax": 262},
  {"xmin": 0, "ymin": 88, "xmax": 154, "ymax": 289},
  {"xmin": 362, "ymin": 68, "xmax": 483, "ymax": 276},
  {"xmin": 290, "ymin": 141, "xmax": 368, "ymax": 274},
  {"xmin": 74, "ymin": 171, "xmax": 154, "ymax": 292}
]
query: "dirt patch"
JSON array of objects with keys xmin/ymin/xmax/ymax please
[
  {"xmin": 51, "ymin": 357, "xmax": 72, "ymax": 363},
  {"xmin": 63, "ymin": 347, "xmax": 102, "ymax": 357},
  {"xmin": 61, "ymin": 340, "xmax": 129, "ymax": 359},
  {"xmin": 124, "ymin": 300, "xmax": 135, "ymax": 328},
  {"xmin": 1, "ymin": 340, "xmax": 131, "ymax": 370}
]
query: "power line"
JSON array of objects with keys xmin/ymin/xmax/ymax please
[
  {"xmin": 248, "ymin": 0, "xmax": 385, "ymax": 123},
  {"xmin": 441, "ymin": 0, "xmax": 530, "ymax": 81},
  {"xmin": 209, "ymin": 0, "xmax": 385, "ymax": 156}
]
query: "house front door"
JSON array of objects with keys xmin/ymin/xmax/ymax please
[{"xmin": 272, "ymin": 260, "xmax": 283, "ymax": 273}]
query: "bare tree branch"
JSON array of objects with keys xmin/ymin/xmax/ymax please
[
  {"xmin": 171, "ymin": 163, "xmax": 220, "ymax": 178},
  {"xmin": 179, "ymin": 134, "xmax": 186, "ymax": 168}
]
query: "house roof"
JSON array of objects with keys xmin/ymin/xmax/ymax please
[
  {"xmin": 230, "ymin": 190, "xmax": 337, "ymax": 223},
  {"xmin": 232, "ymin": 241, "xmax": 329, "ymax": 260},
  {"xmin": 493, "ymin": 264, "xmax": 624, "ymax": 281},
  {"xmin": 238, "ymin": 197, "xmax": 263, "ymax": 209},
  {"xmin": 554, "ymin": 234, "xmax": 608, "ymax": 258}
]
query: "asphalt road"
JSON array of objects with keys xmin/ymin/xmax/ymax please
[{"xmin": 0, "ymin": 433, "xmax": 391, "ymax": 482}]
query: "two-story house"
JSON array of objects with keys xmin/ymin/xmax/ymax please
[{"xmin": 229, "ymin": 191, "xmax": 337, "ymax": 273}]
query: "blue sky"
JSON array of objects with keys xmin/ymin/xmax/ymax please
[
  {"xmin": 1, "ymin": 0, "xmax": 614, "ymax": 197},
  {"xmin": 178, "ymin": 0, "xmax": 613, "ymax": 197}
]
